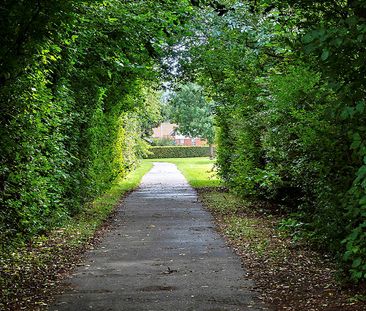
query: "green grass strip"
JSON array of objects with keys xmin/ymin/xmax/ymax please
[{"xmin": 144, "ymin": 157, "xmax": 220, "ymax": 188}]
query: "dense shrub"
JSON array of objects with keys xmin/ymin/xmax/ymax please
[
  {"xmin": 176, "ymin": 1, "xmax": 366, "ymax": 281},
  {"xmin": 0, "ymin": 0, "xmax": 189, "ymax": 248},
  {"xmin": 215, "ymin": 65, "xmax": 352, "ymax": 252},
  {"xmin": 150, "ymin": 138, "xmax": 176, "ymax": 146},
  {"xmin": 146, "ymin": 146, "xmax": 212, "ymax": 159}
]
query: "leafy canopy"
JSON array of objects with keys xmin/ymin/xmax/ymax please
[{"xmin": 168, "ymin": 83, "xmax": 215, "ymax": 144}]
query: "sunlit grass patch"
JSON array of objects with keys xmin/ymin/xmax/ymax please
[{"xmin": 144, "ymin": 157, "xmax": 220, "ymax": 188}]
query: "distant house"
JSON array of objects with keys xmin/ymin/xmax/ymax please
[{"xmin": 152, "ymin": 122, "xmax": 207, "ymax": 146}]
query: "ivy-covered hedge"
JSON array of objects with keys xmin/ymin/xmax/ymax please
[{"xmin": 146, "ymin": 146, "xmax": 212, "ymax": 159}]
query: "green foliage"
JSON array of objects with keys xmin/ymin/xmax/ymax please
[
  {"xmin": 259, "ymin": 65, "xmax": 351, "ymax": 249},
  {"xmin": 0, "ymin": 161, "xmax": 153, "ymax": 310},
  {"xmin": 168, "ymin": 83, "xmax": 215, "ymax": 144},
  {"xmin": 146, "ymin": 146, "xmax": 212, "ymax": 159},
  {"xmin": 150, "ymin": 138, "xmax": 176, "ymax": 146},
  {"xmin": 2, "ymin": 0, "xmax": 366, "ymax": 283},
  {"xmin": 0, "ymin": 0, "xmax": 192, "ymax": 247},
  {"xmin": 172, "ymin": 0, "xmax": 366, "ymax": 281}
]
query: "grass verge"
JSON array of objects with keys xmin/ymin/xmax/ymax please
[{"xmin": 0, "ymin": 161, "xmax": 152, "ymax": 311}]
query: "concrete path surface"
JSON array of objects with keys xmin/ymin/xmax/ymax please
[{"xmin": 50, "ymin": 162, "xmax": 261, "ymax": 311}]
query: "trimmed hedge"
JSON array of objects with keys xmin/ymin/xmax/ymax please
[{"xmin": 146, "ymin": 146, "xmax": 212, "ymax": 158}]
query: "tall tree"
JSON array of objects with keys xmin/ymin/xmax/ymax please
[{"xmin": 168, "ymin": 83, "xmax": 215, "ymax": 157}]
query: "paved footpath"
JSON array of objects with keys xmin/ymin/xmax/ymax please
[{"xmin": 50, "ymin": 162, "xmax": 262, "ymax": 311}]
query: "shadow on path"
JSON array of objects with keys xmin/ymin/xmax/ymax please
[{"xmin": 50, "ymin": 162, "xmax": 262, "ymax": 311}]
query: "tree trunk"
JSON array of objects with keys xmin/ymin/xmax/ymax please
[{"xmin": 209, "ymin": 144, "xmax": 214, "ymax": 159}]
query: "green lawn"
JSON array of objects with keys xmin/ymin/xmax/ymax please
[{"xmin": 144, "ymin": 157, "xmax": 220, "ymax": 188}]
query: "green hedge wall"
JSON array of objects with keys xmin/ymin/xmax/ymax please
[
  {"xmin": 0, "ymin": 0, "xmax": 187, "ymax": 248},
  {"xmin": 146, "ymin": 146, "xmax": 212, "ymax": 158},
  {"xmin": 185, "ymin": 1, "xmax": 366, "ymax": 281}
]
